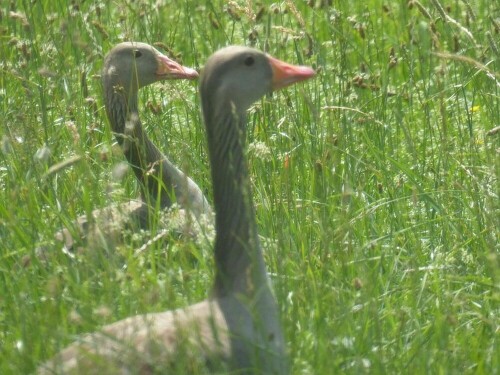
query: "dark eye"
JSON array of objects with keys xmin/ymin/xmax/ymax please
[
  {"xmin": 244, "ymin": 56, "xmax": 254, "ymax": 66},
  {"xmin": 133, "ymin": 50, "xmax": 142, "ymax": 58}
]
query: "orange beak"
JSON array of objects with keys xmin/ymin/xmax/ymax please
[
  {"xmin": 268, "ymin": 55, "xmax": 315, "ymax": 90},
  {"xmin": 156, "ymin": 54, "xmax": 199, "ymax": 80}
]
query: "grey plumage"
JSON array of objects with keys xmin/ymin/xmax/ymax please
[{"xmin": 44, "ymin": 42, "xmax": 212, "ymax": 252}]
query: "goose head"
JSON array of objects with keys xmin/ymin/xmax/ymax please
[
  {"xmin": 102, "ymin": 42, "xmax": 198, "ymax": 93},
  {"xmin": 200, "ymin": 46, "xmax": 315, "ymax": 116}
]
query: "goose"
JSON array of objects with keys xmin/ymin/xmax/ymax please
[
  {"xmin": 48, "ymin": 42, "xmax": 212, "ymax": 252},
  {"xmin": 38, "ymin": 46, "xmax": 315, "ymax": 374}
]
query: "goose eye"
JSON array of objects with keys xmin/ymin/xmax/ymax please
[
  {"xmin": 133, "ymin": 50, "xmax": 142, "ymax": 58},
  {"xmin": 244, "ymin": 56, "xmax": 255, "ymax": 66}
]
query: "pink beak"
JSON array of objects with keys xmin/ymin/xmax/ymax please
[
  {"xmin": 156, "ymin": 54, "xmax": 199, "ymax": 80},
  {"xmin": 267, "ymin": 55, "xmax": 315, "ymax": 90}
]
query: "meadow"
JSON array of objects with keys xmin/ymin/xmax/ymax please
[{"xmin": 0, "ymin": 0, "xmax": 498, "ymax": 373}]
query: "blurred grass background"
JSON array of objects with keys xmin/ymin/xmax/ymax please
[{"xmin": 0, "ymin": 0, "xmax": 498, "ymax": 373}]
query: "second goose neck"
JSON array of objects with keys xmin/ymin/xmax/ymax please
[{"xmin": 105, "ymin": 87, "xmax": 169, "ymax": 203}]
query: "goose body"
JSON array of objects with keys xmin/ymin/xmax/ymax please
[
  {"xmin": 103, "ymin": 42, "xmax": 209, "ymax": 216},
  {"xmin": 47, "ymin": 42, "xmax": 212, "ymax": 252},
  {"xmin": 38, "ymin": 46, "xmax": 315, "ymax": 374}
]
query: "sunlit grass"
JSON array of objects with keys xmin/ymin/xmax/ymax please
[{"xmin": 1, "ymin": 1, "xmax": 498, "ymax": 374}]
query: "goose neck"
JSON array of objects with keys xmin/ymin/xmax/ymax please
[
  {"xmin": 206, "ymin": 107, "xmax": 267, "ymax": 297},
  {"xmin": 104, "ymin": 84, "xmax": 140, "ymax": 139}
]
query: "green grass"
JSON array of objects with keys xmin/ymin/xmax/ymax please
[{"xmin": 1, "ymin": 0, "xmax": 498, "ymax": 373}]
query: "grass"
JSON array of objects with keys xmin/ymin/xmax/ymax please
[{"xmin": 1, "ymin": 0, "xmax": 498, "ymax": 373}]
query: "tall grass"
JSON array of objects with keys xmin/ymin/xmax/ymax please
[{"xmin": 1, "ymin": 0, "xmax": 498, "ymax": 373}]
